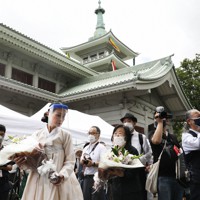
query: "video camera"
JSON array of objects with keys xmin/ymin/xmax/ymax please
[{"xmin": 155, "ymin": 106, "xmax": 173, "ymax": 119}]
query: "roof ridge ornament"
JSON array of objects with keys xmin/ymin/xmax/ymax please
[
  {"xmin": 89, "ymin": 0, "xmax": 107, "ymax": 41},
  {"xmin": 98, "ymin": 0, "xmax": 101, "ymax": 8}
]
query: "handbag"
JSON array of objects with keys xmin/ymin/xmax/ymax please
[
  {"xmin": 145, "ymin": 139, "xmax": 167, "ymax": 194},
  {"xmin": 176, "ymin": 149, "xmax": 190, "ymax": 188}
]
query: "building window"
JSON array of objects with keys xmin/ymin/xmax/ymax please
[
  {"xmin": 90, "ymin": 54, "xmax": 97, "ymax": 61},
  {"xmin": 12, "ymin": 68, "xmax": 33, "ymax": 85},
  {"xmin": 83, "ymin": 57, "xmax": 88, "ymax": 64},
  {"xmin": 38, "ymin": 78, "xmax": 56, "ymax": 93},
  {"xmin": 83, "ymin": 57, "xmax": 88, "ymax": 61},
  {"xmin": 0, "ymin": 63, "xmax": 6, "ymax": 76},
  {"xmin": 99, "ymin": 52, "xmax": 104, "ymax": 56},
  {"xmin": 99, "ymin": 52, "xmax": 104, "ymax": 58}
]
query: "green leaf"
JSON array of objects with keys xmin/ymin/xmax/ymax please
[
  {"xmin": 121, "ymin": 147, "xmax": 125, "ymax": 155},
  {"xmin": 131, "ymin": 154, "xmax": 143, "ymax": 159},
  {"xmin": 8, "ymin": 135, "xmax": 14, "ymax": 139},
  {"xmin": 112, "ymin": 147, "xmax": 119, "ymax": 156}
]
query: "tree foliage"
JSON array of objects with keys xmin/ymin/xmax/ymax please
[
  {"xmin": 172, "ymin": 120, "xmax": 184, "ymax": 142},
  {"xmin": 176, "ymin": 55, "xmax": 200, "ymax": 110},
  {"xmin": 173, "ymin": 55, "xmax": 200, "ymax": 140}
]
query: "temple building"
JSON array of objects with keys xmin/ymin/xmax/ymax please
[{"xmin": 0, "ymin": 1, "xmax": 191, "ymax": 133}]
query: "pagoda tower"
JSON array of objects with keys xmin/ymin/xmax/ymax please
[{"xmin": 61, "ymin": 0, "xmax": 138, "ymax": 72}]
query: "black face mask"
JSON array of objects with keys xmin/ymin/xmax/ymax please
[{"xmin": 194, "ymin": 118, "xmax": 200, "ymax": 127}]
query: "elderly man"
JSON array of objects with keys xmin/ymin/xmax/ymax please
[{"xmin": 182, "ymin": 109, "xmax": 200, "ymax": 200}]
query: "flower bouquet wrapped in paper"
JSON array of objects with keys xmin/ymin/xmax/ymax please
[
  {"xmin": 99, "ymin": 145, "xmax": 144, "ymax": 169},
  {"xmin": 0, "ymin": 135, "xmax": 46, "ymax": 170},
  {"xmin": 93, "ymin": 145, "xmax": 144, "ymax": 192}
]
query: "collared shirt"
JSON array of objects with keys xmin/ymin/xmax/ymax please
[
  {"xmin": 131, "ymin": 130, "xmax": 153, "ymax": 165},
  {"xmin": 182, "ymin": 128, "xmax": 200, "ymax": 154},
  {"xmin": 81, "ymin": 141, "xmax": 107, "ymax": 175}
]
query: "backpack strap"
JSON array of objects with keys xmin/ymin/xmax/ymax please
[
  {"xmin": 138, "ymin": 133, "xmax": 144, "ymax": 154},
  {"xmin": 188, "ymin": 130, "xmax": 198, "ymax": 137}
]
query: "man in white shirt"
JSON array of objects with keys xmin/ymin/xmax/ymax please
[
  {"xmin": 81, "ymin": 126, "xmax": 107, "ymax": 200},
  {"xmin": 182, "ymin": 109, "xmax": 200, "ymax": 200},
  {"xmin": 120, "ymin": 113, "xmax": 153, "ymax": 200}
]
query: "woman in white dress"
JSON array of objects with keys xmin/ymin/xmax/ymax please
[{"xmin": 14, "ymin": 103, "xmax": 83, "ymax": 200}]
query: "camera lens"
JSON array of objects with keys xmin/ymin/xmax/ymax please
[{"xmin": 159, "ymin": 111, "xmax": 167, "ymax": 119}]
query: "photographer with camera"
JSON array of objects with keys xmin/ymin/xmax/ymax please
[
  {"xmin": 148, "ymin": 106, "xmax": 184, "ymax": 200},
  {"xmin": 81, "ymin": 126, "xmax": 107, "ymax": 200}
]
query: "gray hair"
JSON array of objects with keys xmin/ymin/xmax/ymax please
[{"xmin": 184, "ymin": 109, "xmax": 199, "ymax": 131}]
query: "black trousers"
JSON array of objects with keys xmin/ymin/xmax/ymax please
[
  {"xmin": 82, "ymin": 175, "xmax": 105, "ymax": 200},
  {"xmin": 0, "ymin": 178, "xmax": 11, "ymax": 200},
  {"xmin": 0, "ymin": 191, "xmax": 9, "ymax": 200},
  {"xmin": 190, "ymin": 182, "xmax": 200, "ymax": 200}
]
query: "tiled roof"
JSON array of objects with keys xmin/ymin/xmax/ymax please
[{"xmin": 60, "ymin": 55, "xmax": 174, "ymax": 96}]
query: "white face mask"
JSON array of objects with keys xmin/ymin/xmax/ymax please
[
  {"xmin": 88, "ymin": 135, "xmax": 96, "ymax": 143},
  {"xmin": 113, "ymin": 136, "xmax": 126, "ymax": 147},
  {"xmin": 123, "ymin": 122, "xmax": 134, "ymax": 131}
]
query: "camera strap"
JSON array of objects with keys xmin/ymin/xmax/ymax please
[{"xmin": 88, "ymin": 142, "xmax": 99, "ymax": 155}]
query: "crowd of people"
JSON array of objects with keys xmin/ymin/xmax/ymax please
[{"xmin": 0, "ymin": 103, "xmax": 200, "ymax": 200}]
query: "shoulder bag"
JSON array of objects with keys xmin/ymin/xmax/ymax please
[
  {"xmin": 145, "ymin": 139, "xmax": 167, "ymax": 194},
  {"xmin": 176, "ymin": 148, "xmax": 190, "ymax": 188}
]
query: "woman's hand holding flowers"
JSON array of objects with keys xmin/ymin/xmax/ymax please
[
  {"xmin": 48, "ymin": 170, "xmax": 64, "ymax": 185},
  {"xmin": 12, "ymin": 143, "xmax": 46, "ymax": 171}
]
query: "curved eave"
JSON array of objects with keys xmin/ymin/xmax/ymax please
[
  {"xmin": 84, "ymin": 53, "xmax": 130, "ymax": 69},
  {"xmin": 59, "ymin": 56, "xmax": 174, "ymax": 99},
  {"xmin": 0, "ymin": 23, "xmax": 98, "ymax": 77},
  {"xmin": 132, "ymin": 55, "xmax": 192, "ymax": 109},
  {"xmin": 136, "ymin": 55, "xmax": 174, "ymax": 81},
  {"xmin": 61, "ymin": 30, "xmax": 139, "ymax": 62},
  {"xmin": 59, "ymin": 55, "xmax": 192, "ymax": 116},
  {"xmin": 134, "ymin": 60, "xmax": 192, "ymax": 116}
]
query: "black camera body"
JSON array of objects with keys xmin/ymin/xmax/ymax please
[
  {"xmin": 83, "ymin": 155, "xmax": 92, "ymax": 165},
  {"xmin": 155, "ymin": 106, "xmax": 173, "ymax": 119}
]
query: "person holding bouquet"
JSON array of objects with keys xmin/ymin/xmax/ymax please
[
  {"xmin": 98, "ymin": 124, "xmax": 145, "ymax": 200},
  {"xmin": 14, "ymin": 103, "xmax": 83, "ymax": 200}
]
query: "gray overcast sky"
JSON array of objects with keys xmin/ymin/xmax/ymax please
[{"xmin": 0, "ymin": 0, "xmax": 200, "ymax": 67}]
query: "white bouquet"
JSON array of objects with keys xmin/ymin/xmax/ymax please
[
  {"xmin": 99, "ymin": 145, "xmax": 144, "ymax": 169},
  {"xmin": 0, "ymin": 136, "xmax": 46, "ymax": 170}
]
